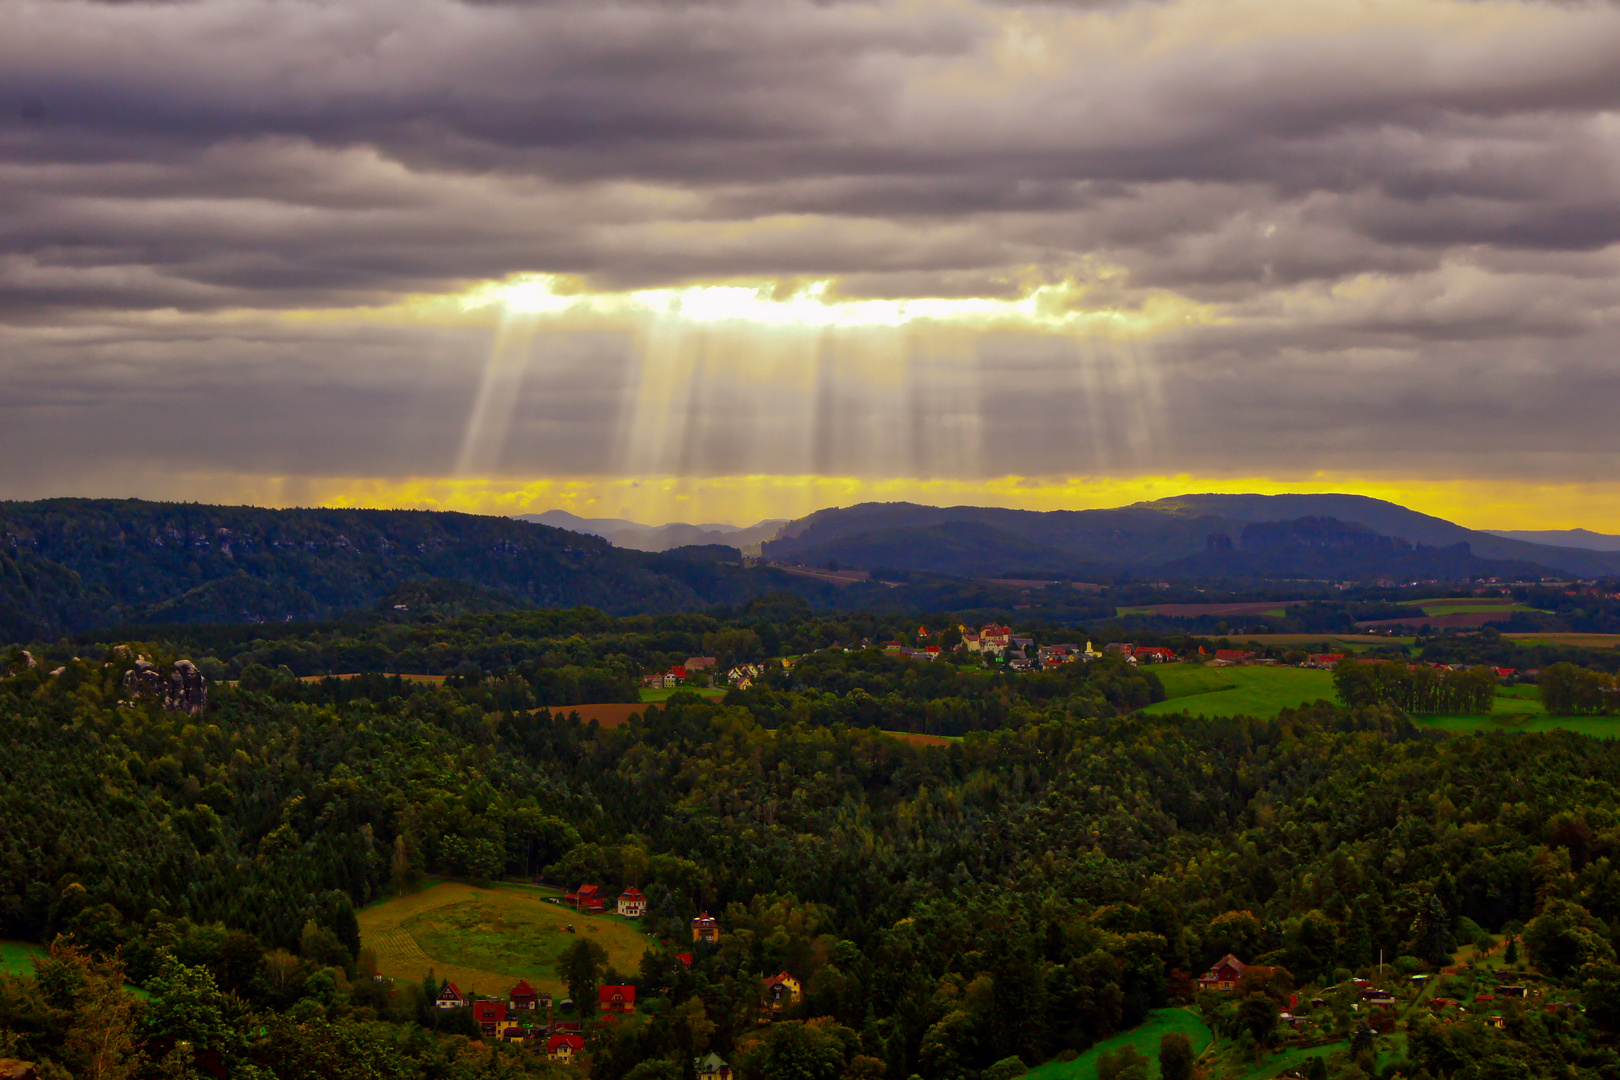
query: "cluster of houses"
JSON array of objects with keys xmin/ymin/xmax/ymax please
[
  {"xmin": 644, "ymin": 657, "xmax": 717, "ymax": 690},
  {"xmin": 429, "ymin": 895, "xmax": 802, "ymax": 1063},
  {"xmin": 563, "ymin": 884, "xmax": 649, "ymax": 917}
]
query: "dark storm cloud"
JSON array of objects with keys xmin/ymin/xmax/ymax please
[{"xmin": 4, "ymin": 0, "xmax": 1620, "ymax": 492}]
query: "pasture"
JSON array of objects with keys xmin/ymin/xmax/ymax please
[
  {"xmin": 0, "ymin": 940, "xmax": 42, "ymax": 977},
  {"xmin": 1137, "ymin": 663, "xmax": 1608, "ymax": 731},
  {"xmin": 1138, "ymin": 664, "xmax": 1339, "ymax": 718},
  {"xmin": 639, "ymin": 686, "xmax": 726, "ymax": 702},
  {"xmin": 358, "ymin": 882, "xmax": 650, "ymax": 997},
  {"xmin": 1020, "ymin": 1008, "xmax": 1211, "ymax": 1080}
]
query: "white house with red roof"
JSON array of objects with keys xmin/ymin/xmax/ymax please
[
  {"xmin": 547, "ymin": 1032, "xmax": 585, "ymax": 1061},
  {"xmin": 436, "ymin": 981, "xmax": 467, "ymax": 1008},
  {"xmin": 617, "ymin": 887, "xmax": 647, "ymax": 917}
]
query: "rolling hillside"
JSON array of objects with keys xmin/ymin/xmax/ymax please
[{"xmin": 762, "ymin": 495, "xmax": 1620, "ymax": 581}]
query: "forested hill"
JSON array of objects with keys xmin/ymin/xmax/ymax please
[
  {"xmin": 761, "ymin": 496, "xmax": 1620, "ymax": 580},
  {"xmin": 0, "ymin": 499, "xmax": 835, "ymax": 638}
]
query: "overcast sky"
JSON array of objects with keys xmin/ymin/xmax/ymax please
[{"xmin": 4, "ymin": 0, "xmax": 1619, "ymax": 527}]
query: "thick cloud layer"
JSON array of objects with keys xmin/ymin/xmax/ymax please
[{"xmin": 3, "ymin": 0, "xmax": 1619, "ymax": 513}]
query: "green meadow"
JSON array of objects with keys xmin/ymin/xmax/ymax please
[{"xmin": 1020, "ymin": 1009, "xmax": 1211, "ymax": 1080}]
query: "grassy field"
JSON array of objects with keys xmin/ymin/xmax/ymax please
[
  {"xmin": 1202, "ymin": 634, "xmax": 1413, "ymax": 650},
  {"xmin": 358, "ymin": 882, "xmax": 651, "ymax": 998},
  {"xmin": 1021, "ymin": 1009, "xmax": 1211, "ymax": 1080},
  {"xmin": 0, "ymin": 940, "xmax": 42, "ymax": 977},
  {"xmin": 1138, "ymin": 665, "xmax": 1339, "ymax": 718},
  {"xmin": 1137, "ymin": 664, "xmax": 1606, "ymax": 729},
  {"xmin": 1507, "ymin": 633, "xmax": 1620, "ymax": 648},
  {"xmin": 639, "ymin": 686, "xmax": 726, "ymax": 702}
]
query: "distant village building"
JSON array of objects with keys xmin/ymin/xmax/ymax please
[
  {"xmin": 762, "ymin": 972, "xmax": 803, "ymax": 1013},
  {"xmin": 436, "ymin": 981, "xmax": 468, "ymax": 1009},
  {"xmin": 695, "ymin": 1053, "xmax": 732, "ymax": 1080},
  {"xmin": 547, "ymin": 1032, "xmax": 585, "ymax": 1062},
  {"xmin": 692, "ymin": 911, "xmax": 721, "ymax": 944},
  {"xmin": 617, "ymin": 887, "xmax": 647, "ymax": 917},
  {"xmin": 599, "ymin": 985, "xmax": 637, "ymax": 1014},
  {"xmin": 566, "ymin": 884, "xmax": 607, "ymax": 914},
  {"xmin": 473, "ymin": 1000, "xmax": 507, "ymax": 1036},
  {"xmin": 1134, "ymin": 647, "xmax": 1176, "ymax": 663},
  {"xmin": 508, "ymin": 979, "xmax": 541, "ymax": 1011},
  {"xmin": 1199, "ymin": 955, "xmax": 1248, "ymax": 992}
]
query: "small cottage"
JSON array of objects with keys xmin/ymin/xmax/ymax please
[
  {"xmin": 599, "ymin": 985, "xmax": 637, "ymax": 1014},
  {"xmin": 695, "ymin": 1053, "xmax": 732, "ymax": 1080},
  {"xmin": 1198, "ymin": 955, "xmax": 1248, "ymax": 992}
]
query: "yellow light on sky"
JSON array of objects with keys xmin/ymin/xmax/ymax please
[{"xmin": 82, "ymin": 469, "xmax": 1620, "ymax": 534}]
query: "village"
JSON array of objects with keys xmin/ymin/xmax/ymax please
[
  {"xmin": 422, "ymin": 888, "xmax": 800, "ymax": 1071},
  {"xmin": 638, "ymin": 622, "xmax": 1451, "ymax": 692}
]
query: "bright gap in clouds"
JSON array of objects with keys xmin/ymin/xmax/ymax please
[{"xmin": 450, "ymin": 274, "xmax": 1212, "ymax": 482}]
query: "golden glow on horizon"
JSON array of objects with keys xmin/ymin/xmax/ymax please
[{"xmin": 64, "ymin": 469, "xmax": 1620, "ymax": 535}]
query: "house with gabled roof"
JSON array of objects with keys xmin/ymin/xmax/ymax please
[
  {"xmin": 547, "ymin": 1032, "xmax": 585, "ymax": 1062},
  {"xmin": 599, "ymin": 984, "xmax": 637, "ymax": 1013},
  {"xmin": 508, "ymin": 979, "xmax": 540, "ymax": 1011},
  {"xmin": 1198, "ymin": 954, "xmax": 1248, "ymax": 992},
  {"xmin": 473, "ymin": 999, "xmax": 507, "ymax": 1036},
  {"xmin": 565, "ymin": 884, "xmax": 607, "ymax": 914},
  {"xmin": 763, "ymin": 972, "xmax": 802, "ymax": 1013},
  {"xmin": 695, "ymin": 1053, "xmax": 732, "ymax": 1080},
  {"xmin": 436, "ymin": 981, "xmax": 468, "ymax": 1008},
  {"xmin": 618, "ymin": 887, "xmax": 647, "ymax": 917},
  {"xmin": 692, "ymin": 911, "xmax": 721, "ymax": 944}
]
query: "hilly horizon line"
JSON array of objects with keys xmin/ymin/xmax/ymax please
[{"xmin": 525, "ymin": 494, "xmax": 1620, "ymax": 555}]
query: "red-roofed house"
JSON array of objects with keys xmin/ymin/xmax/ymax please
[
  {"xmin": 566, "ymin": 884, "xmax": 607, "ymax": 914},
  {"xmin": 1198, "ymin": 955, "xmax": 1248, "ymax": 992},
  {"xmin": 436, "ymin": 981, "xmax": 467, "ymax": 1009},
  {"xmin": 692, "ymin": 911, "xmax": 721, "ymax": 944},
  {"xmin": 1135, "ymin": 647, "xmax": 1176, "ymax": 663},
  {"xmin": 676, "ymin": 953, "xmax": 693, "ymax": 967},
  {"xmin": 473, "ymin": 1000, "xmax": 507, "ymax": 1036},
  {"xmin": 618, "ymin": 887, "xmax": 647, "ymax": 917},
  {"xmin": 763, "ymin": 972, "xmax": 802, "ymax": 1013},
  {"xmin": 547, "ymin": 1033, "xmax": 585, "ymax": 1062},
  {"xmin": 508, "ymin": 980, "xmax": 540, "ymax": 1011},
  {"xmin": 980, "ymin": 625, "xmax": 1012, "ymax": 651},
  {"xmin": 1494, "ymin": 667, "xmax": 1517, "ymax": 678},
  {"xmin": 599, "ymin": 985, "xmax": 637, "ymax": 1014},
  {"xmin": 1213, "ymin": 650, "xmax": 1253, "ymax": 665},
  {"xmin": 1310, "ymin": 654, "xmax": 1345, "ymax": 667}
]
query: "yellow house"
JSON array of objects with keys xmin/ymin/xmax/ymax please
[
  {"xmin": 692, "ymin": 911, "xmax": 721, "ymax": 944},
  {"xmin": 695, "ymin": 1053, "xmax": 732, "ymax": 1080},
  {"xmin": 763, "ymin": 972, "xmax": 802, "ymax": 1012}
]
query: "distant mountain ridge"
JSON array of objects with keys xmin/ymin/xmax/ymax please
[
  {"xmin": 1484, "ymin": 527, "xmax": 1620, "ymax": 552},
  {"xmin": 762, "ymin": 494, "xmax": 1620, "ymax": 580},
  {"xmin": 519, "ymin": 510, "xmax": 786, "ymax": 553}
]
